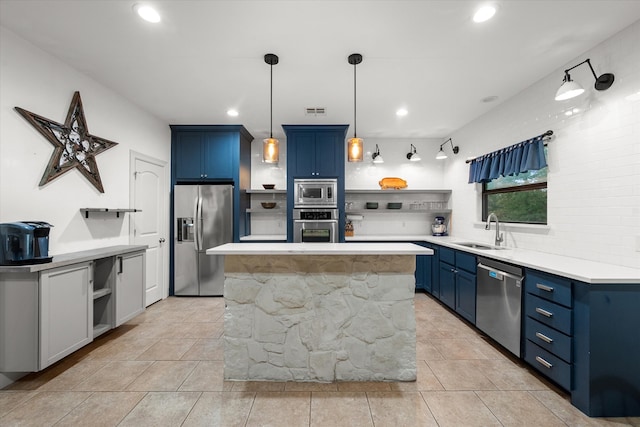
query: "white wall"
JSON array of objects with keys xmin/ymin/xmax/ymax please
[
  {"xmin": 443, "ymin": 20, "xmax": 640, "ymax": 269},
  {"xmin": 251, "ymin": 137, "xmax": 445, "ymax": 190},
  {"xmin": 0, "ymin": 26, "xmax": 171, "ymax": 255}
]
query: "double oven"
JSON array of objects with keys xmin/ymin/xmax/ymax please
[{"xmin": 292, "ymin": 178, "xmax": 338, "ymax": 243}]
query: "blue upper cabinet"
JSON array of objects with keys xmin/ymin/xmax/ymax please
[
  {"xmin": 172, "ymin": 126, "xmax": 251, "ymax": 181},
  {"xmin": 284, "ymin": 125, "xmax": 347, "ymax": 178}
]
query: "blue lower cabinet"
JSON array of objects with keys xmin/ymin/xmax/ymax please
[
  {"xmin": 438, "ymin": 261, "xmax": 456, "ymax": 309},
  {"xmin": 435, "ymin": 246, "xmax": 476, "ymax": 322},
  {"xmin": 525, "ymin": 339, "xmax": 571, "ymax": 390},
  {"xmin": 414, "ymin": 242, "xmax": 433, "ymax": 293},
  {"xmin": 455, "ymin": 268, "xmax": 476, "ymax": 323}
]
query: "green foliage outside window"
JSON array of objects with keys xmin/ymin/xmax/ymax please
[{"xmin": 483, "ymin": 168, "xmax": 548, "ymax": 224}]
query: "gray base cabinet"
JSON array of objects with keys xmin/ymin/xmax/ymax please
[{"xmin": 0, "ymin": 247, "xmax": 146, "ymax": 373}]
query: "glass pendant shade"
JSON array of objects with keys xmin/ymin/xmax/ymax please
[
  {"xmin": 555, "ymin": 78, "xmax": 585, "ymax": 101},
  {"xmin": 436, "ymin": 149, "xmax": 447, "ymax": 160},
  {"xmin": 263, "ymin": 137, "xmax": 279, "ymax": 163},
  {"xmin": 348, "ymin": 137, "xmax": 363, "ymax": 162}
]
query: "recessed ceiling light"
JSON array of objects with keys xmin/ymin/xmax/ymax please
[
  {"xmin": 133, "ymin": 4, "xmax": 161, "ymax": 23},
  {"xmin": 473, "ymin": 5, "xmax": 496, "ymax": 23},
  {"xmin": 396, "ymin": 108, "xmax": 408, "ymax": 117},
  {"xmin": 227, "ymin": 109, "xmax": 239, "ymax": 117}
]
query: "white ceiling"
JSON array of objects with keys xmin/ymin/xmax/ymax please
[{"xmin": 1, "ymin": 1, "xmax": 640, "ymax": 141}]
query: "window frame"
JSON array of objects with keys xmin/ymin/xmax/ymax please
[{"xmin": 481, "ymin": 181, "xmax": 548, "ymax": 224}]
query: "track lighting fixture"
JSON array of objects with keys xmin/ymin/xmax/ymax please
[
  {"xmin": 436, "ymin": 138, "xmax": 459, "ymax": 160},
  {"xmin": 406, "ymin": 144, "xmax": 421, "ymax": 162},
  {"xmin": 372, "ymin": 144, "xmax": 384, "ymax": 164},
  {"xmin": 555, "ymin": 58, "xmax": 615, "ymax": 101},
  {"xmin": 263, "ymin": 53, "xmax": 279, "ymax": 163}
]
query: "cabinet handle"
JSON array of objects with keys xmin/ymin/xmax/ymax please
[
  {"xmin": 535, "ymin": 307, "xmax": 553, "ymax": 318},
  {"xmin": 535, "ymin": 356, "xmax": 553, "ymax": 369},
  {"xmin": 118, "ymin": 256, "xmax": 123, "ymax": 274},
  {"xmin": 536, "ymin": 283, "xmax": 554, "ymax": 292},
  {"xmin": 535, "ymin": 332, "xmax": 554, "ymax": 343}
]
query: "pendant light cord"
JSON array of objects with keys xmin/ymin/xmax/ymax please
[
  {"xmin": 353, "ymin": 61, "xmax": 357, "ymax": 138},
  {"xmin": 269, "ymin": 62, "xmax": 273, "ymax": 139}
]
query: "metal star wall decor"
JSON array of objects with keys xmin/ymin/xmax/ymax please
[{"xmin": 15, "ymin": 91, "xmax": 119, "ymax": 193}]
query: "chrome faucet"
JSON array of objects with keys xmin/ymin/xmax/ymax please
[{"xmin": 485, "ymin": 212, "xmax": 504, "ymax": 246}]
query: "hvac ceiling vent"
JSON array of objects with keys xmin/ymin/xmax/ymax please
[{"xmin": 305, "ymin": 107, "xmax": 326, "ymax": 116}]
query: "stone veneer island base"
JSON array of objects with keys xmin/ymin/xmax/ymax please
[{"xmin": 206, "ymin": 243, "xmax": 433, "ymax": 382}]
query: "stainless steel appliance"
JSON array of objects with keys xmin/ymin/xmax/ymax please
[
  {"xmin": 0, "ymin": 221, "xmax": 53, "ymax": 265},
  {"xmin": 476, "ymin": 257, "xmax": 524, "ymax": 356},
  {"xmin": 293, "ymin": 208, "xmax": 338, "ymax": 243},
  {"xmin": 293, "ymin": 178, "xmax": 337, "ymax": 208},
  {"xmin": 431, "ymin": 216, "xmax": 447, "ymax": 236},
  {"xmin": 173, "ymin": 184, "xmax": 233, "ymax": 296}
]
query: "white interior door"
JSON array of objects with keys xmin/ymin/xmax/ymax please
[{"xmin": 130, "ymin": 152, "xmax": 167, "ymax": 306}]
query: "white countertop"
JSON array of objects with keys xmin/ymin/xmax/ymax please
[
  {"xmin": 207, "ymin": 242, "xmax": 433, "ymax": 256},
  {"xmin": 347, "ymin": 235, "xmax": 640, "ymax": 284},
  {"xmin": 239, "ymin": 234, "xmax": 287, "ymax": 241}
]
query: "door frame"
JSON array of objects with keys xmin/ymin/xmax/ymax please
[{"xmin": 129, "ymin": 150, "xmax": 169, "ymax": 301}]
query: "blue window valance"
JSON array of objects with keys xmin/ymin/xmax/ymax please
[{"xmin": 468, "ymin": 132, "xmax": 550, "ymax": 184}]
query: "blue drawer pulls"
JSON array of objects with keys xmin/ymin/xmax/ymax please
[
  {"xmin": 536, "ymin": 283, "xmax": 554, "ymax": 292},
  {"xmin": 535, "ymin": 356, "xmax": 554, "ymax": 369},
  {"xmin": 535, "ymin": 332, "xmax": 554, "ymax": 343},
  {"xmin": 535, "ymin": 307, "xmax": 554, "ymax": 318}
]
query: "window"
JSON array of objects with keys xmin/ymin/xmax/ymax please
[{"xmin": 482, "ymin": 167, "xmax": 547, "ymax": 224}]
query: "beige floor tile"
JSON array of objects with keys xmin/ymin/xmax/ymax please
[
  {"xmin": 4, "ymin": 357, "xmax": 81, "ymax": 391},
  {"xmin": 430, "ymin": 338, "xmax": 492, "ymax": 359},
  {"xmin": 284, "ymin": 381, "xmax": 339, "ymax": 391},
  {"xmin": 477, "ymin": 390, "xmax": 567, "ymax": 426},
  {"xmin": 179, "ymin": 361, "xmax": 232, "ymax": 391},
  {"xmin": 471, "ymin": 336, "xmax": 511, "ymax": 359},
  {"xmin": 337, "ymin": 381, "xmax": 392, "ymax": 392},
  {"xmin": 471, "ymin": 359, "xmax": 548, "ymax": 391},
  {"xmin": 157, "ymin": 321, "xmax": 222, "ymax": 339},
  {"xmin": 246, "ymin": 392, "xmax": 311, "ymax": 427},
  {"xmin": 83, "ymin": 336, "xmax": 158, "ymax": 361},
  {"xmin": 367, "ymin": 391, "xmax": 439, "ymax": 426},
  {"xmin": 37, "ymin": 360, "xmax": 110, "ymax": 391},
  {"xmin": 180, "ymin": 339, "xmax": 224, "ymax": 361},
  {"xmin": 421, "ymin": 390, "xmax": 502, "ymax": 427},
  {"xmin": 427, "ymin": 359, "xmax": 498, "ymax": 390},
  {"xmin": 391, "ymin": 360, "xmax": 444, "ymax": 392},
  {"xmin": 184, "ymin": 309, "xmax": 223, "ymax": 323},
  {"xmin": 310, "ymin": 391, "xmax": 373, "ymax": 427},
  {"xmin": 118, "ymin": 391, "xmax": 201, "ymax": 427},
  {"xmin": 0, "ymin": 391, "xmax": 37, "ymax": 417},
  {"xmin": 0, "ymin": 391, "xmax": 91, "ymax": 426},
  {"xmin": 182, "ymin": 391, "xmax": 255, "ymax": 427},
  {"xmin": 126, "ymin": 360, "xmax": 198, "ymax": 391},
  {"xmin": 231, "ymin": 381, "xmax": 286, "ymax": 392},
  {"xmin": 73, "ymin": 360, "xmax": 153, "ymax": 391},
  {"xmin": 55, "ymin": 391, "xmax": 145, "ymax": 426},
  {"xmin": 529, "ymin": 389, "xmax": 629, "ymax": 427},
  {"xmin": 416, "ymin": 340, "xmax": 445, "ymax": 361},
  {"xmin": 135, "ymin": 338, "xmax": 197, "ymax": 360}
]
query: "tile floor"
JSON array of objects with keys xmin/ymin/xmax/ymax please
[{"xmin": 1, "ymin": 293, "xmax": 639, "ymax": 426}]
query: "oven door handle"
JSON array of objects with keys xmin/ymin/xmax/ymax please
[{"xmin": 293, "ymin": 220, "xmax": 338, "ymax": 223}]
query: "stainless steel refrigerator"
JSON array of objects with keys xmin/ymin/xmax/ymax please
[{"xmin": 173, "ymin": 184, "xmax": 233, "ymax": 296}]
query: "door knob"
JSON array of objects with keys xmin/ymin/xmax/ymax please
[{"xmin": 159, "ymin": 238, "xmax": 166, "ymax": 243}]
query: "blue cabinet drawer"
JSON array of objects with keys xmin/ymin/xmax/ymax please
[
  {"xmin": 525, "ymin": 340, "xmax": 571, "ymax": 391},
  {"xmin": 526, "ymin": 270, "xmax": 572, "ymax": 308},
  {"xmin": 525, "ymin": 316, "xmax": 572, "ymax": 363},
  {"xmin": 456, "ymin": 252, "xmax": 476, "ymax": 273},
  {"xmin": 440, "ymin": 247, "xmax": 455, "ymax": 265},
  {"xmin": 525, "ymin": 294, "xmax": 572, "ymax": 335}
]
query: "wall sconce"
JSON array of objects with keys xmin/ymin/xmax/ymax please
[
  {"xmin": 263, "ymin": 53, "xmax": 279, "ymax": 163},
  {"xmin": 555, "ymin": 58, "xmax": 615, "ymax": 101},
  {"xmin": 347, "ymin": 53, "xmax": 364, "ymax": 162},
  {"xmin": 372, "ymin": 144, "xmax": 384, "ymax": 164},
  {"xmin": 436, "ymin": 138, "xmax": 459, "ymax": 160},
  {"xmin": 406, "ymin": 144, "xmax": 421, "ymax": 162}
]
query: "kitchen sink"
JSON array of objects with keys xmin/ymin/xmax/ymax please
[{"xmin": 455, "ymin": 242, "xmax": 508, "ymax": 250}]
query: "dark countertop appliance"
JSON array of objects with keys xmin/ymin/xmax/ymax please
[{"xmin": 0, "ymin": 221, "xmax": 53, "ymax": 265}]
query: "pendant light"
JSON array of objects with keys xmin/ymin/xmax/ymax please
[
  {"xmin": 347, "ymin": 53, "xmax": 364, "ymax": 162},
  {"xmin": 263, "ymin": 53, "xmax": 279, "ymax": 163}
]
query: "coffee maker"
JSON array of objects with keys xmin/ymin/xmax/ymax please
[
  {"xmin": 0, "ymin": 221, "xmax": 53, "ymax": 265},
  {"xmin": 431, "ymin": 216, "xmax": 447, "ymax": 236}
]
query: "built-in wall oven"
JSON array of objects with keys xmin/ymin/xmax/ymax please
[{"xmin": 293, "ymin": 208, "xmax": 338, "ymax": 243}]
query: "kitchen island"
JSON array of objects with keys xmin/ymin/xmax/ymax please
[{"xmin": 206, "ymin": 242, "xmax": 432, "ymax": 382}]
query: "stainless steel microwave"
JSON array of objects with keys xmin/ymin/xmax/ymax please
[{"xmin": 293, "ymin": 178, "xmax": 337, "ymax": 207}]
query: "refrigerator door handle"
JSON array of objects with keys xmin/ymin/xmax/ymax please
[
  {"xmin": 197, "ymin": 194, "xmax": 204, "ymax": 251},
  {"xmin": 193, "ymin": 195, "xmax": 200, "ymax": 251}
]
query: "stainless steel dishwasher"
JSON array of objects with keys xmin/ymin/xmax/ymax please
[{"xmin": 476, "ymin": 257, "xmax": 524, "ymax": 357}]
